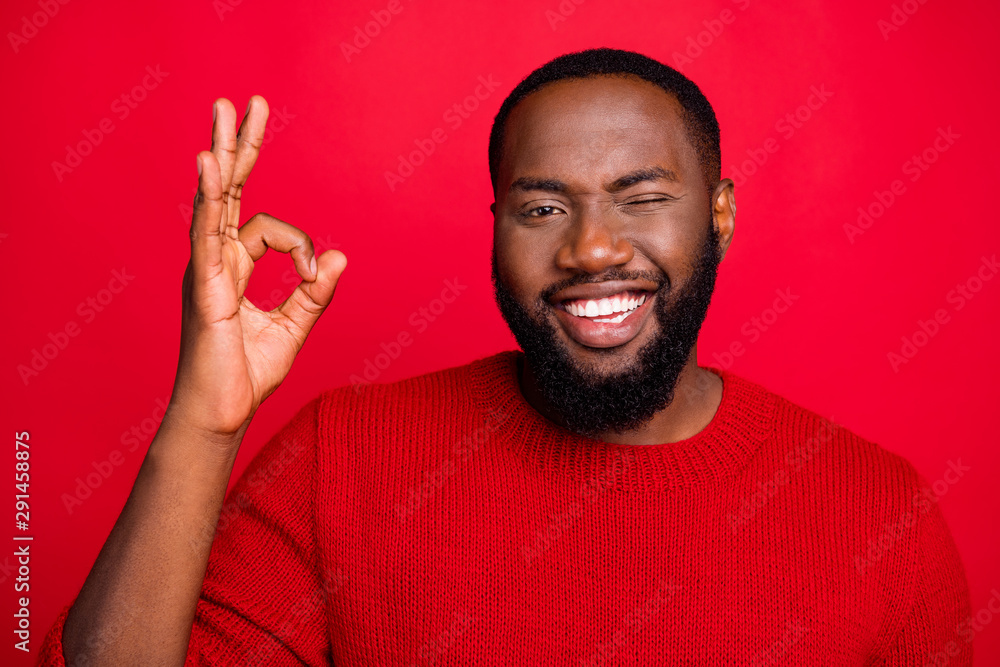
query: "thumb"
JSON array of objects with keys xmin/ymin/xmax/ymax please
[{"xmin": 276, "ymin": 248, "xmax": 347, "ymax": 342}]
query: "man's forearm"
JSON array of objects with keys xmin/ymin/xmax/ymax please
[{"xmin": 61, "ymin": 416, "xmax": 245, "ymax": 666}]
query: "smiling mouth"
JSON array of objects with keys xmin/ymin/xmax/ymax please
[{"xmin": 559, "ymin": 290, "xmax": 649, "ymax": 323}]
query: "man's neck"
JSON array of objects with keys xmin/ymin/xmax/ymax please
[{"xmin": 517, "ymin": 351, "xmax": 724, "ymax": 446}]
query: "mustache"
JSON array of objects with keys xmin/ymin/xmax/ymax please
[{"xmin": 537, "ymin": 268, "xmax": 668, "ymax": 303}]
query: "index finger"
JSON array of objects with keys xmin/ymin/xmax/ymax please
[{"xmin": 237, "ymin": 212, "xmax": 317, "ymax": 282}]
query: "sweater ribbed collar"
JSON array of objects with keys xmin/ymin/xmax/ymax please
[{"xmin": 469, "ymin": 350, "xmax": 775, "ymax": 491}]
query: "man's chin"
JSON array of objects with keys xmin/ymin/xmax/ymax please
[
  {"xmin": 524, "ymin": 325, "xmax": 643, "ymax": 387},
  {"xmin": 554, "ymin": 335, "xmax": 646, "ymax": 379}
]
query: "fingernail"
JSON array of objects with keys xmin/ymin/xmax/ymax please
[
  {"xmin": 310, "ymin": 256, "xmax": 318, "ymax": 276},
  {"xmin": 212, "ymin": 102, "xmax": 217, "ymax": 123},
  {"xmin": 246, "ymin": 98, "xmax": 252, "ymax": 115},
  {"xmin": 197, "ymin": 155, "xmax": 203, "ymax": 176}
]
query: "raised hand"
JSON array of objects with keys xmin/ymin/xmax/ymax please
[
  {"xmin": 56, "ymin": 95, "xmax": 348, "ymax": 667},
  {"xmin": 172, "ymin": 96, "xmax": 347, "ymax": 440}
]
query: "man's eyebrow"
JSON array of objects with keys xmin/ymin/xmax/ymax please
[
  {"xmin": 607, "ymin": 166, "xmax": 678, "ymax": 192},
  {"xmin": 508, "ymin": 166, "xmax": 678, "ymax": 196},
  {"xmin": 508, "ymin": 176, "xmax": 570, "ymax": 195}
]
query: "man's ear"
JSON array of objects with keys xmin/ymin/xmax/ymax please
[{"xmin": 712, "ymin": 178, "xmax": 736, "ymax": 261}]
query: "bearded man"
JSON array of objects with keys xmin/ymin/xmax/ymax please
[{"xmin": 39, "ymin": 48, "xmax": 972, "ymax": 666}]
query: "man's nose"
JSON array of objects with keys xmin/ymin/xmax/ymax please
[{"xmin": 555, "ymin": 210, "xmax": 634, "ymax": 274}]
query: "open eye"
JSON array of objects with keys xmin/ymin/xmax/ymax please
[{"xmin": 521, "ymin": 205, "xmax": 564, "ymax": 218}]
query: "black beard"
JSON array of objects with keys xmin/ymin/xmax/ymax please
[{"xmin": 491, "ymin": 222, "xmax": 721, "ymax": 438}]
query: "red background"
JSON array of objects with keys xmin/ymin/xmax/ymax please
[{"xmin": 3, "ymin": 0, "xmax": 999, "ymax": 664}]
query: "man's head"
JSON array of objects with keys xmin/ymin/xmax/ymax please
[
  {"xmin": 488, "ymin": 47, "xmax": 722, "ymax": 201},
  {"xmin": 488, "ymin": 48, "xmax": 736, "ymax": 437}
]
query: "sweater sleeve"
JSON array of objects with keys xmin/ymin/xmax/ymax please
[
  {"xmin": 872, "ymin": 473, "xmax": 973, "ymax": 666},
  {"xmin": 34, "ymin": 395, "xmax": 335, "ymax": 666}
]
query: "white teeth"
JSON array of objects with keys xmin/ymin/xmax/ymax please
[{"xmin": 564, "ymin": 291, "xmax": 650, "ymax": 320}]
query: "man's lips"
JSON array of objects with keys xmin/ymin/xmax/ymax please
[
  {"xmin": 548, "ymin": 282, "xmax": 658, "ymax": 349},
  {"xmin": 559, "ymin": 290, "xmax": 648, "ymax": 322}
]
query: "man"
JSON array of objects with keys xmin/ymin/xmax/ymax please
[{"xmin": 39, "ymin": 48, "xmax": 971, "ymax": 665}]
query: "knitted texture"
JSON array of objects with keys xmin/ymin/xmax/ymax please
[{"xmin": 37, "ymin": 351, "xmax": 973, "ymax": 665}]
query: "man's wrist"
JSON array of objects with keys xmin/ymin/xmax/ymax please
[{"xmin": 147, "ymin": 412, "xmax": 248, "ymax": 477}]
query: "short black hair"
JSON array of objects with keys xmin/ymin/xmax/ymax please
[{"xmin": 488, "ymin": 47, "xmax": 721, "ymax": 198}]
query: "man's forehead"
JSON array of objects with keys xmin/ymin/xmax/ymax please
[
  {"xmin": 509, "ymin": 76, "xmax": 685, "ymax": 136},
  {"xmin": 507, "ymin": 138, "xmax": 684, "ymax": 191},
  {"xmin": 500, "ymin": 77, "xmax": 695, "ymax": 192}
]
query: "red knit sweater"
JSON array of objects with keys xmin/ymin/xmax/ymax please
[{"xmin": 38, "ymin": 351, "xmax": 972, "ymax": 665}]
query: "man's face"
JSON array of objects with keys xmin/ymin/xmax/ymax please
[{"xmin": 491, "ymin": 74, "xmax": 732, "ymax": 436}]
